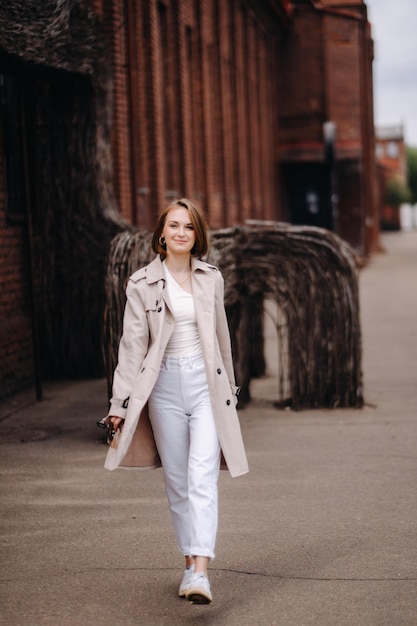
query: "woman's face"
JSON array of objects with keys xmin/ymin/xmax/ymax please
[{"xmin": 162, "ymin": 206, "xmax": 196, "ymax": 257}]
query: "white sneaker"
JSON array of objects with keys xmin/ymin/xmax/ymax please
[
  {"xmin": 185, "ymin": 572, "xmax": 212, "ymax": 604},
  {"xmin": 178, "ymin": 564, "xmax": 194, "ymax": 597}
]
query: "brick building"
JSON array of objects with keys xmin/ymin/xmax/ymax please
[
  {"xmin": 375, "ymin": 124, "xmax": 408, "ymax": 230},
  {"xmin": 375, "ymin": 124, "xmax": 407, "ymax": 181},
  {"xmin": 92, "ymin": 0, "xmax": 377, "ymax": 252},
  {"xmin": 278, "ymin": 0, "xmax": 378, "ymax": 253},
  {"xmin": 0, "ymin": 0, "xmax": 377, "ymax": 398}
]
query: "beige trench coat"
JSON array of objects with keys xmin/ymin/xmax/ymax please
[{"xmin": 104, "ymin": 255, "xmax": 249, "ymax": 478}]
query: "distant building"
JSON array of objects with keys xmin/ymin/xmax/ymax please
[
  {"xmin": 375, "ymin": 124, "xmax": 407, "ymax": 230},
  {"xmin": 375, "ymin": 124, "xmax": 407, "ymax": 180}
]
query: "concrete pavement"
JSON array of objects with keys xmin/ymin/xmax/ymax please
[{"xmin": 1, "ymin": 231, "xmax": 416, "ymax": 626}]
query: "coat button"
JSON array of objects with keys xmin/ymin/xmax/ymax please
[
  {"xmin": 226, "ymin": 399, "xmax": 231, "ymax": 406},
  {"xmin": 217, "ymin": 368, "xmax": 221, "ymax": 374},
  {"xmin": 157, "ymin": 307, "xmax": 162, "ymax": 312}
]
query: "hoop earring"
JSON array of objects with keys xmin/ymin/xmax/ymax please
[{"xmin": 159, "ymin": 236, "xmax": 166, "ymax": 249}]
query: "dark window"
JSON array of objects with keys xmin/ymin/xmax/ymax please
[{"xmin": 0, "ymin": 72, "xmax": 25, "ymax": 221}]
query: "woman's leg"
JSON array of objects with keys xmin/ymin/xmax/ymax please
[
  {"xmin": 148, "ymin": 360, "xmax": 192, "ymax": 557},
  {"xmin": 149, "ymin": 355, "xmax": 220, "ymax": 560},
  {"xmin": 149, "ymin": 354, "xmax": 220, "ymax": 604},
  {"xmin": 194, "ymin": 556, "xmax": 209, "ymax": 575},
  {"xmin": 185, "ymin": 356, "xmax": 221, "ymax": 562}
]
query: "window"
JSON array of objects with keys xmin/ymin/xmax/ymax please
[
  {"xmin": 386, "ymin": 141, "xmax": 399, "ymax": 159},
  {"xmin": 375, "ymin": 143, "xmax": 384, "ymax": 159}
]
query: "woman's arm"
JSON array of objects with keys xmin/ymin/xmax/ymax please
[{"xmin": 108, "ymin": 280, "xmax": 150, "ymax": 419}]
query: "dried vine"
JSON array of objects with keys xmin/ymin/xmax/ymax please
[{"xmin": 104, "ymin": 224, "xmax": 363, "ymax": 410}]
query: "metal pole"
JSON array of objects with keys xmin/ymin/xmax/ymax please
[
  {"xmin": 19, "ymin": 78, "xmax": 43, "ymax": 401},
  {"xmin": 323, "ymin": 121, "xmax": 337, "ymax": 232}
]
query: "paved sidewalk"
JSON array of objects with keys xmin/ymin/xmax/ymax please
[{"xmin": 1, "ymin": 232, "xmax": 416, "ymax": 626}]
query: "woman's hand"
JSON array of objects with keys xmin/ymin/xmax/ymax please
[
  {"xmin": 104, "ymin": 416, "xmax": 125, "ymax": 449},
  {"xmin": 109, "ymin": 416, "xmax": 124, "ymax": 431}
]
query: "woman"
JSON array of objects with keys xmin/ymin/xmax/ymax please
[{"xmin": 104, "ymin": 197, "xmax": 248, "ymax": 604}]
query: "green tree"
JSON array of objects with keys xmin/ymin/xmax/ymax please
[
  {"xmin": 406, "ymin": 145, "xmax": 417, "ymax": 204},
  {"xmin": 385, "ymin": 175, "xmax": 411, "ymax": 207}
]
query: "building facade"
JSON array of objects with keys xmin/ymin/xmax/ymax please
[
  {"xmin": 92, "ymin": 0, "xmax": 291, "ymax": 230},
  {"xmin": 92, "ymin": 0, "xmax": 377, "ymax": 253}
]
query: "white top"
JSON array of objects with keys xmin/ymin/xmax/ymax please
[{"xmin": 163, "ymin": 262, "xmax": 202, "ymax": 356}]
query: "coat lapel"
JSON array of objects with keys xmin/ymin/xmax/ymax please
[
  {"xmin": 145, "ymin": 255, "xmax": 173, "ymax": 314},
  {"xmin": 191, "ymin": 258, "xmax": 216, "ymax": 319}
]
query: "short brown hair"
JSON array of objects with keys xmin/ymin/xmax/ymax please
[{"xmin": 151, "ymin": 198, "xmax": 209, "ymax": 258}]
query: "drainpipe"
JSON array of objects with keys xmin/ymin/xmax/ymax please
[
  {"xmin": 125, "ymin": 0, "xmax": 141, "ymax": 226},
  {"xmin": 19, "ymin": 79, "xmax": 42, "ymax": 400}
]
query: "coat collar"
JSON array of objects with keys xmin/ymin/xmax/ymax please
[{"xmin": 145, "ymin": 255, "xmax": 213, "ymax": 284}]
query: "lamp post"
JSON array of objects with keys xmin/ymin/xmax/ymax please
[{"xmin": 323, "ymin": 121, "xmax": 338, "ymax": 231}]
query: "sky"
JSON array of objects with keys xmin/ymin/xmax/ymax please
[{"xmin": 365, "ymin": 0, "xmax": 417, "ymax": 146}]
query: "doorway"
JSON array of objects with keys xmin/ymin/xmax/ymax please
[{"xmin": 282, "ymin": 162, "xmax": 333, "ymax": 230}]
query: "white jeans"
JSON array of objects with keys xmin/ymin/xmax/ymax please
[{"xmin": 148, "ymin": 353, "xmax": 221, "ymax": 559}]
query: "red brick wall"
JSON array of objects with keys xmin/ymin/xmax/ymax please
[
  {"xmin": 278, "ymin": 7, "xmax": 325, "ymax": 144},
  {"xmin": 0, "ymin": 153, "xmax": 34, "ymax": 399},
  {"xmin": 323, "ymin": 15, "xmax": 362, "ymax": 141},
  {"xmin": 97, "ymin": 0, "xmax": 284, "ymax": 229}
]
